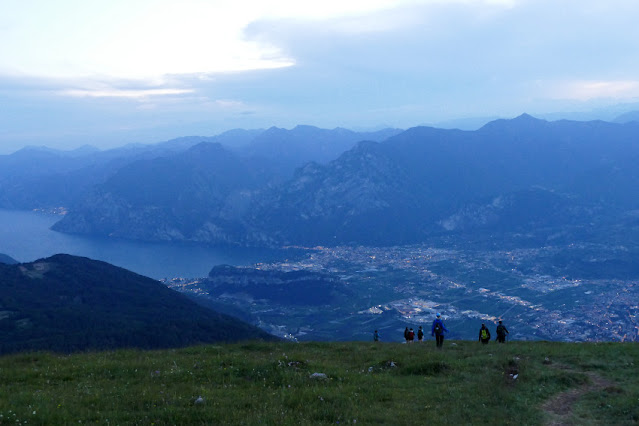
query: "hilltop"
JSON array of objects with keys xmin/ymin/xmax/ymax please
[
  {"xmin": 0, "ymin": 254, "xmax": 276, "ymax": 355},
  {"xmin": 0, "ymin": 341, "xmax": 636, "ymax": 424}
]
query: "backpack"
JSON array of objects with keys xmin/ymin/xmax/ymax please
[
  {"xmin": 434, "ymin": 322, "xmax": 442, "ymax": 334},
  {"xmin": 417, "ymin": 329, "xmax": 424, "ymax": 339},
  {"xmin": 496, "ymin": 325, "xmax": 505, "ymax": 336},
  {"xmin": 481, "ymin": 328, "xmax": 488, "ymax": 340}
]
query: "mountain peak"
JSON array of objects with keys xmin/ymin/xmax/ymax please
[
  {"xmin": 515, "ymin": 113, "xmax": 536, "ymax": 120},
  {"xmin": 479, "ymin": 113, "xmax": 546, "ymax": 132}
]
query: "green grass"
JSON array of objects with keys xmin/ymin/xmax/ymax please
[{"xmin": 0, "ymin": 341, "xmax": 637, "ymax": 425}]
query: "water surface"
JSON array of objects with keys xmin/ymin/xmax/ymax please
[{"xmin": 0, "ymin": 209, "xmax": 296, "ymax": 279}]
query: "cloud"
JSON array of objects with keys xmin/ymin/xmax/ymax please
[
  {"xmin": 3, "ymin": 0, "xmax": 639, "ymax": 153},
  {"xmin": 214, "ymin": 99, "xmax": 247, "ymax": 108},
  {"xmin": 0, "ymin": 0, "xmax": 522, "ymax": 82},
  {"xmin": 549, "ymin": 80, "xmax": 639, "ymax": 101},
  {"xmin": 58, "ymin": 88, "xmax": 195, "ymax": 99}
]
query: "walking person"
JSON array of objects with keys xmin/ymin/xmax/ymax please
[
  {"xmin": 417, "ymin": 326, "xmax": 424, "ymax": 342},
  {"xmin": 404, "ymin": 327, "xmax": 409, "ymax": 343},
  {"xmin": 408, "ymin": 328, "xmax": 415, "ymax": 343},
  {"xmin": 478, "ymin": 323, "xmax": 491, "ymax": 344},
  {"xmin": 431, "ymin": 313, "xmax": 448, "ymax": 348},
  {"xmin": 373, "ymin": 330, "xmax": 380, "ymax": 342},
  {"xmin": 496, "ymin": 320, "xmax": 509, "ymax": 343}
]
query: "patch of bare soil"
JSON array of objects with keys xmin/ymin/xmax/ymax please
[
  {"xmin": 542, "ymin": 364, "xmax": 615, "ymax": 425},
  {"xmin": 19, "ymin": 262, "xmax": 50, "ymax": 279}
]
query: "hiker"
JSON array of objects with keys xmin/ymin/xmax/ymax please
[
  {"xmin": 417, "ymin": 326, "xmax": 424, "ymax": 342},
  {"xmin": 408, "ymin": 328, "xmax": 415, "ymax": 343},
  {"xmin": 478, "ymin": 323, "xmax": 491, "ymax": 344},
  {"xmin": 373, "ymin": 330, "xmax": 380, "ymax": 342},
  {"xmin": 496, "ymin": 320, "xmax": 509, "ymax": 343},
  {"xmin": 404, "ymin": 327, "xmax": 409, "ymax": 343},
  {"xmin": 431, "ymin": 313, "xmax": 448, "ymax": 348}
]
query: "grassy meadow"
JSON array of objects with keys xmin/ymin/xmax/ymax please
[{"xmin": 0, "ymin": 340, "xmax": 637, "ymax": 425}]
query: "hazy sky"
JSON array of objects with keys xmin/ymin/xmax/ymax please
[{"xmin": 2, "ymin": 0, "xmax": 639, "ymax": 153}]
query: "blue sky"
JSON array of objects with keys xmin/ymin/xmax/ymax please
[{"xmin": 2, "ymin": 0, "xmax": 639, "ymax": 153}]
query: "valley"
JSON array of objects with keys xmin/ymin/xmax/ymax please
[{"xmin": 165, "ymin": 241, "xmax": 639, "ymax": 343}]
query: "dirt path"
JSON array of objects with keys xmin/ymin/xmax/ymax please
[{"xmin": 542, "ymin": 366, "xmax": 615, "ymax": 425}]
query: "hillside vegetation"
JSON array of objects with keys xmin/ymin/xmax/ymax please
[
  {"xmin": 0, "ymin": 254, "xmax": 276, "ymax": 355},
  {"xmin": 0, "ymin": 341, "xmax": 636, "ymax": 424}
]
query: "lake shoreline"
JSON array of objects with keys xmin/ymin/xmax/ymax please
[{"xmin": 0, "ymin": 208, "xmax": 299, "ymax": 279}]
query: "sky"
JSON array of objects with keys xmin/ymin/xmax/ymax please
[{"xmin": 2, "ymin": 0, "xmax": 639, "ymax": 153}]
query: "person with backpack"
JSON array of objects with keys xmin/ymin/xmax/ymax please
[
  {"xmin": 478, "ymin": 323, "xmax": 491, "ymax": 344},
  {"xmin": 373, "ymin": 330, "xmax": 380, "ymax": 342},
  {"xmin": 496, "ymin": 320, "xmax": 509, "ymax": 343},
  {"xmin": 408, "ymin": 328, "xmax": 415, "ymax": 343},
  {"xmin": 431, "ymin": 313, "xmax": 448, "ymax": 348},
  {"xmin": 404, "ymin": 327, "xmax": 409, "ymax": 343},
  {"xmin": 417, "ymin": 326, "xmax": 424, "ymax": 342}
]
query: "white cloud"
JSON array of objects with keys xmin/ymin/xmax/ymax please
[
  {"xmin": 0, "ymin": 0, "xmax": 521, "ymax": 82},
  {"xmin": 214, "ymin": 99, "xmax": 246, "ymax": 108},
  {"xmin": 550, "ymin": 80, "xmax": 639, "ymax": 101},
  {"xmin": 58, "ymin": 88, "xmax": 194, "ymax": 99}
]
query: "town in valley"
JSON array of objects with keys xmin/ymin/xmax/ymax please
[{"xmin": 165, "ymin": 242, "xmax": 639, "ymax": 343}]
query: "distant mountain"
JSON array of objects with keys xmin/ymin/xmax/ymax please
[
  {"xmin": 239, "ymin": 125, "xmax": 403, "ymax": 173},
  {"xmin": 52, "ymin": 126, "xmax": 402, "ymax": 244},
  {"xmin": 613, "ymin": 110, "xmax": 639, "ymax": 123},
  {"xmin": 0, "ymin": 253, "xmax": 18, "ymax": 264},
  {"xmin": 245, "ymin": 139, "xmax": 426, "ymax": 245},
  {"xmin": 0, "ymin": 126, "xmax": 397, "ymax": 211},
  {"xmin": 0, "ymin": 254, "xmax": 276, "ymax": 354},
  {"xmin": 52, "ymin": 142, "xmax": 266, "ymax": 243},
  {"xmin": 0, "ymin": 133, "xmax": 236, "ymax": 210},
  {"xmin": 0, "ymin": 140, "xmax": 186, "ymax": 210},
  {"xmin": 52, "ymin": 115, "xmax": 639, "ymax": 247},
  {"xmin": 16, "ymin": 144, "xmax": 101, "ymax": 157},
  {"xmin": 245, "ymin": 114, "xmax": 639, "ymax": 245},
  {"xmin": 429, "ymin": 116, "xmax": 500, "ymax": 130}
]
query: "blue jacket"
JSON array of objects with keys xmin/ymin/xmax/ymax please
[{"xmin": 431, "ymin": 318, "xmax": 448, "ymax": 335}]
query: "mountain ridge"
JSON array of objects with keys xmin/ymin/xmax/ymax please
[{"xmin": 40, "ymin": 115, "xmax": 639, "ymax": 247}]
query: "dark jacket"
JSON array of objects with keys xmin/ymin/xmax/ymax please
[{"xmin": 496, "ymin": 324, "xmax": 509, "ymax": 336}]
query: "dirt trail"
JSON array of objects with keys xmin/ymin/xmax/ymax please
[{"xmin": 542, "ymin": 365, "xmax": 615, "ymax": 425}]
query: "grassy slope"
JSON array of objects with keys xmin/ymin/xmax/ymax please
[{"xmin": 0, "ymin": 341, "xmax": 637, "ymax": 425}]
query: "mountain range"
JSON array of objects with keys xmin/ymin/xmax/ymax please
[
  {"xmin": 0, "ymin": 254, "xmax": 276, "ymax": 354},
  {"xmin": 45, "ymin": 115, "xmax": 639, "ymax": 248},
  {"xmin": 0, "ymin": 125, "xmax": 398, "ymax": 211}
]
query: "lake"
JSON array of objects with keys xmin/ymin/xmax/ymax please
[{"xmin": 0, "ymin": 209, "xmax": 299, "ymax": 279}]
